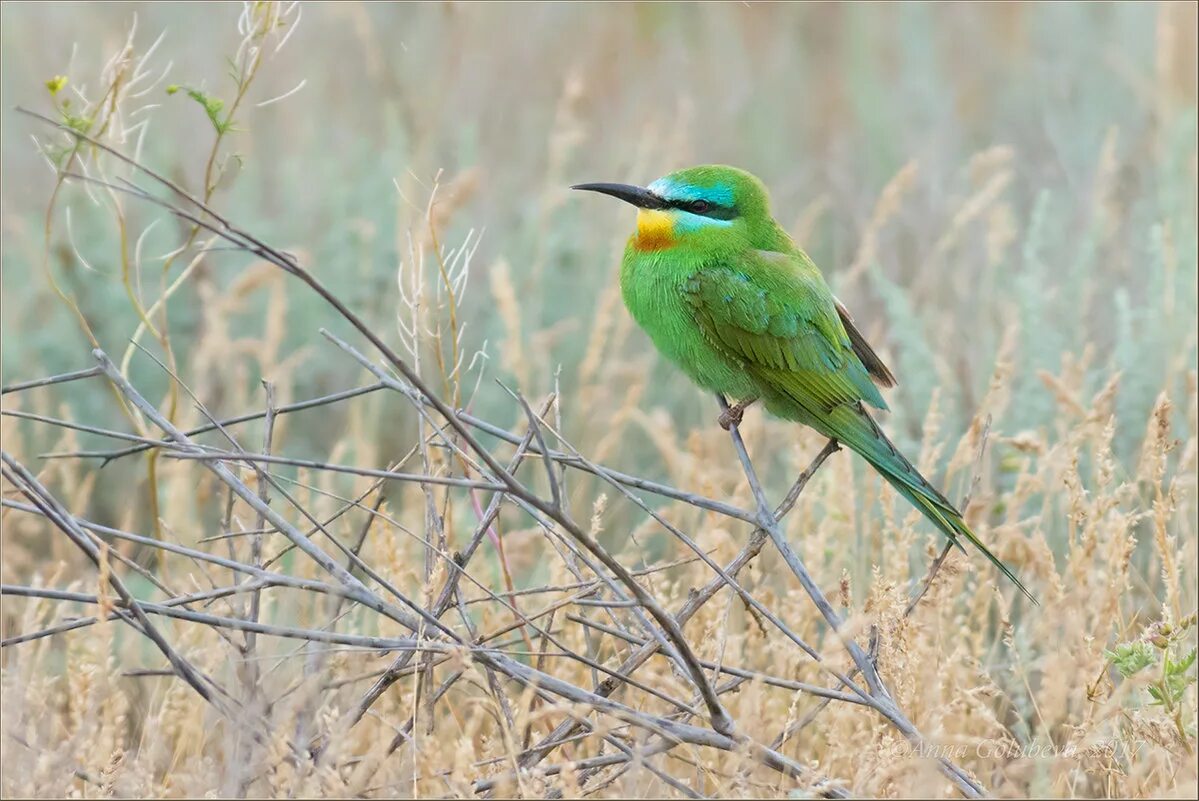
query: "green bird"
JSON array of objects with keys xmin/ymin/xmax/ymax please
[{"xmin": 574, "ymin": 165, "xmax": 1036, "ymax": 604}]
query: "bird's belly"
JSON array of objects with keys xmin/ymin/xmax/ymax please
[{"xmin": 621, "ymin": 268, "xmax": 757, "ymax": 398}]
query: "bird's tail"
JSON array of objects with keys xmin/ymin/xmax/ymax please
[{"xmin": 827, "ymin": 405, "xmax": 1038, "ymax": 604}]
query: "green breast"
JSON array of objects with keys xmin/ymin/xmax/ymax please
[{"xmin": 619, "ymin": 247, "xmax": 758, "ymax": 398}]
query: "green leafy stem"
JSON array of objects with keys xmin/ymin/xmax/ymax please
[{"xmin": 1106, "ymin": 612, "xmax": 1198, "ymax": 750}]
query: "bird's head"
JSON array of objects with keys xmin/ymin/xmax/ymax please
[{"xmin": 572, "ymin": 165, "xmax": 783, "ymax": 252}]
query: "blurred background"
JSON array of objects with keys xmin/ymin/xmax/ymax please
[
  {"xmin": 2, "ymin": 4, "xmax": 1196, "ymax": 797},
  {"xmin": 2, "ymin": 0, "xmax": 1196, "ymax": 555}
]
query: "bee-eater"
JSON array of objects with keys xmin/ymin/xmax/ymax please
[{"xmin": 574, "ymin": 165, "xmax": 1035, "ymax": 603}]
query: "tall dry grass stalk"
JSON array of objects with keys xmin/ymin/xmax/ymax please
[{"xmin": 2, "ymin": 3, "xmax": 1196, "ymax": 799}]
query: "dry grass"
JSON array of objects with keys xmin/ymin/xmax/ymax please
[{"xmin": 1, "ymin": 2, "xmax": 1196, "ymax": 798}]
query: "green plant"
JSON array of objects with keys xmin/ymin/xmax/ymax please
[{"xmin": 1107, "ymin": 613, "xmax": 1198, "ymax": 747}]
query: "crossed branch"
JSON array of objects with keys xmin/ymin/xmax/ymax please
[{"xmin": 1, "ymin": 106, "xmax": 990, "ymax": 798}]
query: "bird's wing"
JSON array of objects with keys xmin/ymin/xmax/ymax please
[
  {"xmin": 834, "ymin": 297, "xmax": 897, "ymax": 388},
  {"xmin": 682, "ymin": 253, "xmax": 889, "ymax": 413}
]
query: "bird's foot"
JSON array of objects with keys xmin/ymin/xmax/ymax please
[
  {"xmin": 717, "ymin": 407, "xmax": 743, "ymax": 431},
  {"xmin": 718, "ymin": 396, "xmax": 758, "ymax": 430}
]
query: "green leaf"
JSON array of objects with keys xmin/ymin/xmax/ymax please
[
  {"xmin": 1167, "ymin": 647, "xmax": 1196, "ymax": 676},
  {"xmin": 60, "ymin": 110, "xmax": 93, "ymax": 135},
  {"xmin": 1164, "ymin": 670, "xmax": 1195, "ymax": 703},
  {"xmin": 1105, "ymin": 642, "xmax": 1156, "ymax": 678},
  {"xmin": 166, "ymin": 84, "xmax": 231, "ymax": 134}
]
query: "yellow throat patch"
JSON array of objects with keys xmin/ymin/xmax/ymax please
[{"xmin": 634, "ymin": 209, "xmax": 676, "ymax": 251}]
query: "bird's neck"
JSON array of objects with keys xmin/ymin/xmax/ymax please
[{"xmin": 752, "ymin": 218, "xmax": 798, "ymax": 254}]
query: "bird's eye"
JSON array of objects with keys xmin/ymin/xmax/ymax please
[{"xmin": 688, "ymin": 200, "xmax": 711, "ymax": 214}]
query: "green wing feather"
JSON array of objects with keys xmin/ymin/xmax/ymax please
[
  {"xmin": 681, "ymin": 252, "xmax": 888, "ymax": 414},
  {"xmin": 681, "ymin": 250, "xmax": 1037, "ymax": 604}
]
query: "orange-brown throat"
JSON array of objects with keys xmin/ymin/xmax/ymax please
[{"xmin": 633, "ymin": 209, "xmax": 677, "ymax": 251}]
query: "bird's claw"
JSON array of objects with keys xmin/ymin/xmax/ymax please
[
  {"xmin": 717, "ymin": 396, "xmax": 758, "ymax": 430},
  {"xmin": 717, "ymin": 405, "xmax": 744, "ymax": 431}
]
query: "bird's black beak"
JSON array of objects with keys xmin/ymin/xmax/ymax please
[{"xmin": 571, "ymin": 182, "xmax": 665, "ymax": 210}]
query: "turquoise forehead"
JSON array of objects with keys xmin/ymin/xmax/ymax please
[{"xmin": 648, "ymin": 177, "xmax": 735, "ymax": 206}]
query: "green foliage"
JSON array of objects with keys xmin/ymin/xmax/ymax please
[
  {"xmin": 166, "ymin": 84, "xmax": 233, "ymax": 135},
  {"xmin": 40, "ymin": 73, "xmax": 93, "ymax": 166},
  {"xmin": 1151, "ymin": 646, "xmax": 1196, "ymax": 707},
  {"xmin": 1105, "ymin": 641, "xmax": 1156, "ymax": 678},
  {"xmin": 1106, "ymin": 613, "xmax": 1198, "ymax": 743}
]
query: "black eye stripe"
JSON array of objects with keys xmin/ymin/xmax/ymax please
[{"xmin": 665, "ymin": 197, "xmax": 739, "ymax": 220}]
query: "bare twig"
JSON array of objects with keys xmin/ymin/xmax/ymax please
[
  {"xmin": 0, "ymin": 453, "xmax": 234, "ymax": 722},
  {"xmin": 39, "ymin": 382, "xmax": 388, "ymax": 463},
  {"xmin": 7, "ymin": 109, "xmax": 999, "ymax": 797},
  {"xmin": 1, "ymin": 365, "xmax": 103, "ymax": 395},
  {"xmin": 716, "ymin": 395, "xmax": 984, "ymax": 798},
  {"xmin": 512, "ymin": 440, "xmax": 842, "ymax": 776}
]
